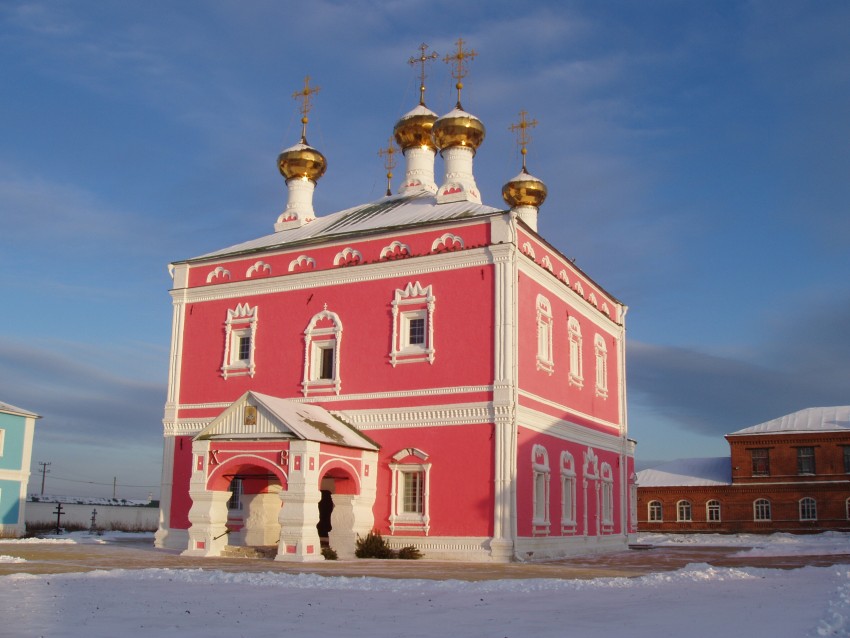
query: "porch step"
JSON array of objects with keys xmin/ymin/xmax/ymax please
[{"xmin": 221, "ymin": 545, "xmax": 278, "ymax": 559}]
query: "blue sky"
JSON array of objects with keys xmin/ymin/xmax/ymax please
[{"xmin": 1, "ymin": 1, "xmax": 848, "ymax": 500}]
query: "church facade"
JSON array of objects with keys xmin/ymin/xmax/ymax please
[{"xmin": 155, "ymin": 43, "xmax": 635, "ymax": 561}]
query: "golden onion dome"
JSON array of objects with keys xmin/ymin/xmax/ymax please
[
  {"xmin": 432, "ymin": 107, "xmax": 486, "ymax": 152},
  {"xmin": 394, "ymin": 104, "xmax": 438, "ymax": 151},
  {"xmin": 277, "ymin": 141, "xmax": 327, "ymax": 183},
  {"xmin": 502, "ymin": 168, "xmax": 548, "ymax": 209}
]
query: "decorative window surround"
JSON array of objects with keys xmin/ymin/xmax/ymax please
[
  {"xmin": 302, "ymin": 305, "xmax": 342, "ymax": 396},
  {"xmin": 389, "ymin": 448, "xmax": 431, "ymax": 535},
  {"xmin": 333, "ymin": 247, "xmax": 363, "ymax": 267},
  {"xmin": 583, "ymin": 447, "xmax": 600, "ymax": 536},
  {"xmin": 536, "ymin": 295, "xmax": 554, "ymax": 374},
  {"xmin": 206, "ymin": 266, "xmax": 232, "ymax": 284},
  {"xmin": 380, "ymin": 241, "xmax": 411, "ymax": 261},
  {"xmin": 568, "ymin": 317, "xmax": 584, "ymax": 388},
  {"xmin": 560, "ymin": 451, "xmax": 576, "ymax": 534},
  {"xmin": 288, "ymin": 255, "xmax": 316, "ymax": 272},
  {"xmin": 532, "ymin": 444, "xmax": 550, "ymax": 536},
  {"xmin": 601, "ymin": 462, "xmax": 614, "ymax": 530},
  {"xmin": 390, "ymin": 282, "xmax": 435, "ymax": 366},
  {"xmin": 221, "ymin": 303, "xmax": 257, "ymax": 379},
  {"xmin": 246, "ymin": 261, "xmax": 272, "ymax": 278},
  {"xmin": 594, "ymin": 334, "xmax": 608, "ymax": 398},
  {"xmin": 431, "ymin": 233, "xmax": 464, "ymax": 253}
]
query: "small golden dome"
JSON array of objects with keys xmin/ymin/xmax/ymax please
[
  {"xmin": 502, "ymin": 169, "xmax": 548, "ymax": 209},
  {"xmin": 432, "ymin": 107, "xmax": 486, "ymax": 152},
  {"xmin": 394, "ymin": 104, "xmax": 438, "ymax": 151},
  {"xmin": 277, "ymin": 142, "xmax": 327, "ymax": 182}
]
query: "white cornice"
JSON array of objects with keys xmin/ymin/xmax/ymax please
[
  {"xmin": 517, "ymin": 403, "xmax": 624, "ymax": 452},
  {"xmin": 518, "ymin": 389, "xmax": 622, "ymax": 434},
  {"xmin": 339, "ymin": 402, "xmax": 498, "ymax": 430},
  {"xmin": 172, "ymin": 247, "xmax": 496, "ymax": 303}
]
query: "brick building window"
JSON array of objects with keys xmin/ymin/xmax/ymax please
[
  {"xmin": 844, "ymin": 447, "xmax": 850, "ymax": 474},
  {"xmin": 706, "ymin": 500, "xmax": 721, "ymax": 522},
  {"xmin": 648, "ymin": 500, "xmax": 662, "ymax": 522},
  {"xmin": 799, "ymin": 497, "xmax": 817, "ymax": 521},
  {"xmin": 797, "ymin": 447, "xmax": 815, "ymax": 475},
  {"xmin": 751, "ymin": 448, "xmax": 770, "ymax": 476},
  {"xmin": 676, "ymin": 500, "xmax": 692, "ymax": 522},
  {"xmin": 754, "ymin": 498, "xmax": 771, "ymax": 521}
]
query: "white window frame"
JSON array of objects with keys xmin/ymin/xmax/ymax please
[
  {"xmin": 532, "ymin": 444, "xmax": 550, "ymax": 535},
  {"xmin": 754, "ymin": 498, "xmax": 771, "ymax": 521},
  {"xmin": 0, "ymin": 428, "xmax": 5, "ymax": 457},
  {"xmin": 536, "ymin": 295, "xmax": 554, "ymax": 374},
  {"xmin": 221, "ymin": 303, "xmax": 258, "ymax": 379},
  {"xmin": 648, "ymin": 500, "xmax": 663, "ymax": 522},
  {"xmin": 567, "ymin": 316, "xmax": 583, "ymax": 387},
  {"xmin": 389, "ymin": 448, "xmax": 431, "ymax": 535},
  {"xmin": 302, "ymin": 306, "xmax": 342, "ymax": 396},
  {"xmin": 594, "ymin": 334, "xmax": 608, "ymax": 398},
  {"xmin": 390, "ymin": 282, "xmax": 435, "ymax": 366},
  {"xmin": 706, "ymin": 500, "xmax": 721, "ymax": 522},
  {"xmin": 559, "ymin": 451, "xmax": 576, "ymax": 534},
  {"xmin": 676, "ymin": 500, "xmax": 692, "ymax": 522},
  {"xmin": 799, "ymin": 497, "xmax": 817, "ymax": 521},
  {"xmin": 600, "ymin": 462, "xmax": 614, "ymax": 530}
]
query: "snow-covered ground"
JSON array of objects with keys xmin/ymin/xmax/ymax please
[{"xmin": 1, "ymin": 532, "xmax": 849, "ymax": 637}]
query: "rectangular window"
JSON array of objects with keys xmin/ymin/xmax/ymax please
[
  {"xmin": 238, "ymin": 335, "xmax": 251, "ymax": 361},
  {"xmin": 402, "ymin": 471, "xmax": 424, "ymax": 514},
  {"xmin": 751, "ymin": 448, "xmax": 770, "ymax": 476},
  {"xmin": 677, "ymin": 501, "xmax": 692, "ymax": 522},
  {"xmin": 319, "ymin": 346, "xmax": 335, "ymax": 380},
  {"xmin": 707, "ymin": 500, "xmax": 721, "ymax": 522},
  {"xmin": 754, "ymin": 499, "xmax": 771, "ymax": 521},
  {"xmin": 648, "ymin": 501, "xmax": 662, "ymax": 522},
  {"xmin": 227, "ymin": 478, "xmax": 243, "ymax": 511},
  {"xmin": 797, "ymin": 447, "xmax": 815, "ymax": 475},
  {"xmin": 408, "ymin": 317, "xmax": 425, "ymax": 346}
]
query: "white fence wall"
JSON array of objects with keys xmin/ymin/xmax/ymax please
[{"xmin": 26, "ymin": 502, "xmax": 159, "ymax": 530}]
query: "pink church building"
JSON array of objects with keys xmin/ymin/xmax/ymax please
[{"xmin": 155, "ymin": 46, "xmax": 636, "ymax": 562}]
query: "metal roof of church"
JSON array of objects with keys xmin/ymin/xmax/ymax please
[
  {"xmin": 187, "ymin": 193, "xmax": 504, "ymax": 262},
  {"xmin": 728, "ymin": 406, "xmax": 850, "ymax": 436}
]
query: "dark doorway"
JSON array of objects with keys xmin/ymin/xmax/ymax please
[{"xmin": 317, "ymin": 489, "xmax": 333, "ymax": 545}]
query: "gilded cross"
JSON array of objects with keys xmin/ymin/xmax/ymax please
[
  {"xmin": 408, "ymin": 42, "xmax": 439, "ymax": 106},
  {"xmin": 443, "ymin": 37, "xmax": 477, "ymax": 108},
  {"xmin": 292, "ymin": 76, "xmax": 320, "ymax": 142},
  {"xmin": 377, "ymin": 138, "xmax": 398, "ymax": 196},
  {"xmin": 509, "ymin": 110, "xmax": 539, "ymax": 171}
]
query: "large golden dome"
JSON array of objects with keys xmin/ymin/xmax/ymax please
[
  {"xmin": 432, "ymin": 107, "xmax": 485, "ymax": 152},
  {"xmin": 394, "ymin": 104, "xmax": 438, "ymax": 151},
  {"xmin": 277, "ymin": 142, "xmax": 327, "ymax": 182},
  {"xmin": 502, "ymin": 168, "xmax": 548, "ymax": 209}
]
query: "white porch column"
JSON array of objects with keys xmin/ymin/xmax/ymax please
[
  {"xmin": 328, "ymin": 494, "xmax": 356, "ymax": 559},
  {"xmin": 275, "ymin": 440, "xmax": 323, "ymax": 562},
  {"xmin": 243, "ymin": 492, "xmax": 282, "ymax": 546},
  {"xmin": 182, "ymin": 489, "xmax": 231, "ymax": 557}
]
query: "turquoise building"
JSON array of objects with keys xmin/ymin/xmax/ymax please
[{"xmin": 0, "ymin": 401, "xmax": 40, "ymax": 537}]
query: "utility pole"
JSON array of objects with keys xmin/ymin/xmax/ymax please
[
  {"xmin": 38, "ymin": 461, "xmax": 51, "ymax": 496},
  {"xmin": 113, "ymin": 476, "xmax": 117, "ymax": 500}
]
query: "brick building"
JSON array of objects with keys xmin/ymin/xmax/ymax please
[{"xmin": 637, "ymin": 406, "xmax": 850, "ymax": 533}]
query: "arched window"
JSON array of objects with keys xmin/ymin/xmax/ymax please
[
  {"xmin": 600, "ymin": 463, "xmax": 614, "ymax": 529},
  {"xmin": 532, "ymin": 445, "xmax": 550, "ymax": 535},
  {"xmin": 677, "ymin": 500, "xmax": 692, "ymax": 522},
  {"xmin": 799, "ymin": 497, "xmax": 817, "ymax": 521},
  {"xmin": 594, "ymin": 334, "xmax": 608, "ymax": 398},
  {"xmin": 706, "ymin": 500, "xmax": 721, "ymax": 522},
  {"xmin": 648, "ymin": 500, "xmax": 662, "ymax": 522},
  {"xmin": 754, "ymin": 498, "xmax": 771, "ymax": 521},
  {"xmin": 302, "ymin": 306, "xmax": 343, "ymax": 396},
  {"xmin": 560, "ymin": 451, "xmax": 576, "ymax": 533},
  {"xmin": 567, "ymin": 316, "xmax": 583, "ymax": 387},
  {"xmin": 536, "ymin": 295, "xmax": 554, "ymax": 374}
]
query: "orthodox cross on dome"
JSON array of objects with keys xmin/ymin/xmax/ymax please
[
  {"xmin": 292, "ymin": 76, "xmax": 320, "ymax": 143},
  {"xmin": 509, "ymin": 110, "xmax": 539, "ymax": 171},
  {"xmin": 443, "ymin": 37, "xmax": 477, "ymax": 109},
  {"xmin": 408, "ymin": 42, "xmax": 439, "ymax": 106},
  {"xmin": 377, "ymin": 138, "xmax": 398, "ymax": 196}
]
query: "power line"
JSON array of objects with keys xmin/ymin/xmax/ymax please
[{"xmin": 48, "ymin": 474, "xmax": 160, "ymax": 489}]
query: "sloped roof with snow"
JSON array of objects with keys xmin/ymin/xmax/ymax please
[
  {"xmin": 185, "ymin": 193, "xmax": 504, "ymax": 262},
  {"xmin": 0, "ymin": 401, "xmax": 40, "ymax": 418},
  {"xmin": 728, "ymin": 406, "xmax": 850, "ymax": 436},
  {"xmin": 637, "ymin": 457, "xmax": 731, "ymax": 487}
]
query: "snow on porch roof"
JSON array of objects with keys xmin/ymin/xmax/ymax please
[
  {"xmin": 728, "ymin": 406, "xmax": 850, "ymax": 436},
  {"xmin": 636, "ymin": 457, "xmax": 731, "ymax": 487},
  {"xmin": 196, "ymin": 391, "xmax": 378, "ymax": 451}
]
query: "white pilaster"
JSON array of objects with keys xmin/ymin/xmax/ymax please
[
  {"xmin": 275, "ymin": 440, "xmax": 323, "ymax": 562},
  {"xmin": 436, "ymin": 146, "xmax": 481, "ymax": 204}
]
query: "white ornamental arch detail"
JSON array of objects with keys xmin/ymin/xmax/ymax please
[
  {"xmin": 380, "ymin": 241, "xmax": 411, "ymax": 260},
  {"xmin": 573, "ymin": 281, "xmax": 585, "ymax": 297},
  {"xmin": 333, "ymin": 247, "xmax": 363, "ymax": 266},
  {"xmin": 588, "ymin": 292, "xmax": 598, "ymax": 308},
  {"xmin": 431, "ymin": 233, "xmax": 465, "ymax": 253},
  {"xmin": 558, "ymin": 269, "xmax": 569, "ymax": 285},
  {"xmin": 521, "ymin": 242, "xmax": 536, "ymax": 259},
  {"xmin": 206, "ymin": 266, "xmax": 232, "ymax": 284},
  {"xmin": 246, "ymin": 260, "xmax": 272, "ymax": 278},
  {"xmin": 540, "ymin": 255, "xmax": 554, "ymax": 273},
  {"xmin": 288, "ymin": 255, "xmax": 316, "ymax": 272},
  {"xmin": 601, "ymin": 303, "xmax": 611, "ymax": 317}
]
